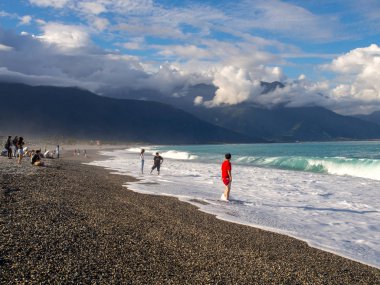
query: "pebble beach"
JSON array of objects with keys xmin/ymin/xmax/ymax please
[{"xmin": 1, "ymin": 149, "xmax": 380, "ymax": 284}]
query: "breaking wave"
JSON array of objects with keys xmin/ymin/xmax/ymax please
[{"xmin": 235, "ymin": 156, "xmax": 380, "ymax": 181}]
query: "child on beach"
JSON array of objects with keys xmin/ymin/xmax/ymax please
[
  {"xmin": 150, "ymin": 152, "xmax": 163, "ymax": 175},
  {"xmin": 31, "ymin": 150, "xmax": 44, "ymax": 166},
  {"xmin": 221, "ymin": 153, "xmax": 232, "ymax": 201}
]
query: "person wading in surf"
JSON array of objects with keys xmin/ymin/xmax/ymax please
[
  {"xmin": 150, "ymin": 152, "xmax": 163, "ymax": 175},
  {"xmin": 221, "ymin": 153, "xmax": 232, "ymax": 201}
]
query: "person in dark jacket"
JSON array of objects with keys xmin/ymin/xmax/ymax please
[
  {"xmin": 150, "ymin": 152, "xmax": 163, "ymax": 175},
  {"xmin": 4, "ymin": 136, "xmax": 12, "ymax": 159},
  {"xmin": 12, "ymin": 136, "xmax": 18, "ymax": 157}
]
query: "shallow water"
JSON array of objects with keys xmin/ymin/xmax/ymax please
[{"xmin": 87, "ymin": 142, "xmax": 380, "ymax": 269}]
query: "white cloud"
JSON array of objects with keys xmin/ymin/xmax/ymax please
[
  {"xmin": 106, "ymin": 0, "xmax": 154, "ymax": 14},
  {"xmin": 35, "ymin": 19, "xmax": 47, "ymax": 25},
  {"xmin": 224, "ymin": 0, "xmax": 340, "ymax": 42},
  {"xmin": 194, "ymin": 96, "xmax": 203, "ymax": 105},
  {"xmin": 79, "ymin": 1, "xmax": 106, "ymax": 15},
  {"xmin": 37, "ymin": 22, "xmax": 91, "ymax": 50},
  {"xmin": 19, "ymin": 15, "xmax": 32, "ymax": 25},
  {"xmin": 133, "ymin": 63, "xmax": 208, "ymax": 95},
  {"xmin": 0, "ymin": 44, "xmax": 13, "ymax": 51},
  {"xmin": 0, "ymin": 11, "xmax": 11, "ymax": 17},
  {"xmin": 92, "ymin": 17, "xmax": 109, "ymax": 31},
  {"xmin": 268, "ymin": 80, "xmax": 330, "ymax": 108},
  {"xmin": 202, "ymin": 43, "xmax": 380, "ymax": 115},
  {"xmin": 204, "ymin": 66, "xmax": 263, "ymax": 106},
  {"xmin": 29, "ymin": 0, "xmax": 71, "ymax": 9},
  {"xmin": 29, "ymin": 0, "xmax": 155, "ymax": 15},
  {"xmin": 325, "ymin": 44, "xmax": 380, "ymax": 114},
  {"xmin": 198, "ymin": 64, "xmax": 330, "ymax": 109},
  {"xmin": 0, "ymin": 67, "xmax": 100, "ymax": 90},
  {"xmin": 0, "ymin": 30, "xmax": 208, "ymax": 99},
  {"xmin": 122, "ymin": 38, "xmax": 145, "ymax": 50},
  {"xmin": 298, "ymin": 74, "xmax": 306, "ymax": 80},
  {"xmin": 157, "ymin": 45, "xmax": 211, "ymax": 60}
]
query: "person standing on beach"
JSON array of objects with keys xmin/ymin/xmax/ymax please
[
  {"xmin": 221, "ymin": 153, "xmax": 232, "ymax": 201},
  {"xmin": 17, "ymin": 137, "xmax": 25, "ymax": 164},
  {"xmin": 56, "ymin": 145, "xmax": 60, "ymax": 159},
  {"xmin": 150, "ymin": 152, "xmax": 163, "ymax": 175},
  {"xmin": 140, "ymin": 149, "xmax": 145, "ymax": 174},
  {"xmin": 12, "ymin": 136, "xmax": 18, "ymax": 157},
  {"xmin": 4, "ymin": 136, "xmax": 12, "ymax": 159}
]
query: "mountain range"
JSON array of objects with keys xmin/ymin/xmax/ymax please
[
  {"xmin": 355, "ymin": 111, "xmax": 380, "ymax": 127},
  {"xmin": 190, "ymin": 104, "xmax": 380, "ymax": 142},
  {"xmin": 1, "ymin": 82, "xmax": 380, "ymax": 143},
  {"xmin": 0, "ymin": 83, "xmax": 257, "ymax": 144}
]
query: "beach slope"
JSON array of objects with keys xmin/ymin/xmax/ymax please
[{"xmin": 1, "ymin": 156, "xmax": 379, "ymax": 284}]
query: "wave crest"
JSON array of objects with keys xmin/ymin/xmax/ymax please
[
  {"xmin": 237, "ymin": 156, "xmax": 380, "ymax": 181},
  {"xmin": 160, "ymin": 150, "xmax": 198, "ymax": 160}
]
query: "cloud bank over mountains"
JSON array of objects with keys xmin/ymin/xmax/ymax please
[{"xmin": 1, "ymin": 0, "xmax": 380, "ymax": 115}]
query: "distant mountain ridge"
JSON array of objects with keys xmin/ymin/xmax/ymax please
[
  {"xmin": 355, "ymin": 111, "xmax": 380, "ymax": 126},
  {"xmin": 190, "ymin": 104, "xmax": 380, "ymax": 142},
  {"xmin": 1, "ymin": 82, "xmax": 380, "ymax": 143},
  {"xmin": 0, "ymin": 83, "xmax": 260, "ymax": 144}
]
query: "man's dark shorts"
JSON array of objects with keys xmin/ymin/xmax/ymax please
[{"xmin": 152, "ymin": 164, "xmax": 160, "ymax": 171}]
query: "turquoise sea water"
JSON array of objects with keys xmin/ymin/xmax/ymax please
[{"xmin": 155, "ymin": 141, "xmax": 380, "ymax": 181}]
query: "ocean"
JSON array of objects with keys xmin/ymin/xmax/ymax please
[{"xmin": 87, "ymin": 141, "xmax": 380, "ymax": 268}]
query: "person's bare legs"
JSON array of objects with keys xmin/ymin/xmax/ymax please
[
  {"xmin": 18, "ymin": 153, "xmax": 23, "ymax": 164},
  {"xmin": 224, "ymin": 181, "xmax": 231, "ymax": 200}
]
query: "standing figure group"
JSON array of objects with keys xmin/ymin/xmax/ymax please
[
  {"xmin": 2, "ymin": 136, "xmax": 50, "ymax": 167},
  {"xmin": 4, "ymin": 136, "xmax": 25, "ymax": 164},
  {"xmin": 139, "ymin": 148, "xmax": 232, "ymax": 202},
  {"xmin": 139, "ymin": 149, "xmax": 164, "ymax": 175}
]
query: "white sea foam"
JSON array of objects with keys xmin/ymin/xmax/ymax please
[
  {"xmin": 315, "ymin": 158, "xmax": 380, "ymax": 181},
  {"xmin": 159, "ymin": 150, "xmax": 198, "ymax": 160},
  {"xmin": 126, "ymin": 147, "xmax": 153, "ymax": 153},
  {"xmin": 126, "ymin": 147, "xmax": 197, "ymax": 160},
  {"xmin": 87, "ymin": 149, "xmax": 380, "ymax": 269}
]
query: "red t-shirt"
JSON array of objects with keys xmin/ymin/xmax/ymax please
[{"xmin": 221, "ymin": 160, "xmax": 231, "ymax": 178}]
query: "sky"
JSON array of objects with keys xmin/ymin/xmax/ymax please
[{"xmin": 1, "ymin": 0, "xmax": 380, "ymax": 114}]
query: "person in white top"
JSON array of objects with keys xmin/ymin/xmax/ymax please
[{"xmin": 140, "ymin": 149, "xmax": 145, "ymax": 174}]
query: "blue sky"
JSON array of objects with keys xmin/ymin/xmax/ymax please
[{"xmin": 1, "ymin": 0, "xmax": 380, "ymax": 114}]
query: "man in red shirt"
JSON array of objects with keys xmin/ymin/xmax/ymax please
[{"xmin": 221, "ymin": 153, "xmax": 232, "ymax": 201}]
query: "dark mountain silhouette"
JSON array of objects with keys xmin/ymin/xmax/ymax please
[
  {"xmin": 190, "ymin": 104, "xmax": 380, "ymax": 142},
  {"xmin": 0, "ymin": 83, "xmax": 262, "ymax": 144},
  {"xmin": 1, "ymin": 82, "xmax": 379, "ymax": 143},
  {"xmin": 260, "ymin": 81, "xmax": 285, "ymax": 94},
  {"xmin": 355, "ymin": 111, "xmax": 380, "ymax": 126}
]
